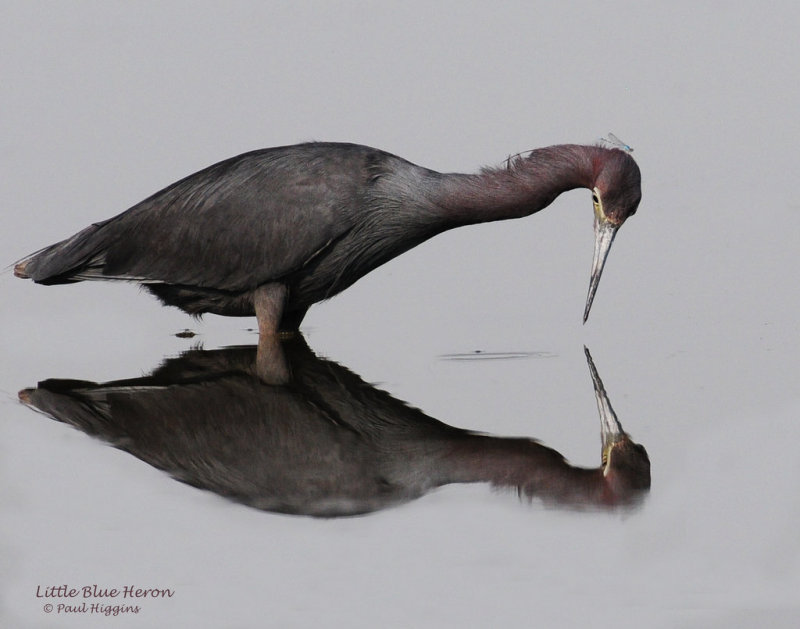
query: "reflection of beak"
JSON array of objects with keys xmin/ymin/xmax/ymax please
[
  {"xmin": 583, "ymin": 214, "xmax": 619, "ymax": 323},
  {"xmin": 584, "ymin": 347, "xmax": 626, "ymax": 475}
]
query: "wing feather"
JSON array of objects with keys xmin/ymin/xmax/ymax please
[{"xmin": 22, "ymin": 143, "xmax": 372, "ymax": 291}]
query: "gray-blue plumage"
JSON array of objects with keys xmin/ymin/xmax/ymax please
[{"xmin": 15, "ymin": 141, "xmax": 641, "ymax": 332}]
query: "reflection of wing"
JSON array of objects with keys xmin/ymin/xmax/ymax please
[
  {"xmin": 20, "ymin": 144, "xmax": 376, "ymax": 291},
  {"xmin": 24, "ymin": 369, "xmax": 420, "ymax": 517}
]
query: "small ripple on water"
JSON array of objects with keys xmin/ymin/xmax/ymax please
[{"xmin": 438, "ymin": 350, "xmax": 556, "ymax": 361}]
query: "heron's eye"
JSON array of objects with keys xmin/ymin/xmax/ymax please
[{"xmin": 592, "ymin": 193, "xmax": 599, "ymax": 204}]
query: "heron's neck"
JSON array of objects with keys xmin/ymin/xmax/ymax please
[
  {"xmin": 438, "ymin": 434, "xmax": 610, "ymax": 505},
  {"xmin": 434, "ymin": 144, "xmax": 600, "ymax": 225},
  {"xmin": 440, "ymin": 434, "xmax": 571, "ymax": 485}
]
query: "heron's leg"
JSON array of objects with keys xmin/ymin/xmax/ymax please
[{"xmin": 253, "ymin": 283, "xmax": 290, "ymax": 385}]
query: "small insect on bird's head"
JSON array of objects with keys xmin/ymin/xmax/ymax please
[{"xmin": 584, "ymin": 148, "xmax": 642, "ymax": 323}]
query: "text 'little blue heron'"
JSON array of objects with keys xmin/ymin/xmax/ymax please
[{"xmin": 14, "ymin": 142, "xmax": 641, "ymax": 338}]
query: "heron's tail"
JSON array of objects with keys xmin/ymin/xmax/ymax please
[
  {"xmin": 13, "ymin": 260, "xmax": 30, "ymax": 279},
  {"xmin": 13, "ymin": 223, "xmax": 110, "ymax": 285},
  {"xmin": 19, "ymin": 380, "xmax": 117, "ymax": 440}
]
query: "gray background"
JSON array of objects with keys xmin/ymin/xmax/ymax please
[{"xmin": 1, "ymin": 2, "xmax": 798, "ymax": 627}]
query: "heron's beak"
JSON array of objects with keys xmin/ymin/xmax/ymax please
[
  {"xmin": 583, "ymin": 211, "xmax": 619, "ymax": 323},
  {"xmin": 584, "ymin": 347, "xmax": 626, "ymax": 475}
]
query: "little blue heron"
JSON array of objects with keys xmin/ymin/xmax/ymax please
[{"xmin": 14, "ymin": 142, "xmax": 641, "ymax": 336}]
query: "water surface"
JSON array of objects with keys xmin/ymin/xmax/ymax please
[{"xmin": 2, "ymin": 3, "xmax": 799, "ymax": 627}]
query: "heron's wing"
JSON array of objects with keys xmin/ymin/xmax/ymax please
[{"xmin": 21, "ymin": 144, "xmax": 371, "ymax": 290}]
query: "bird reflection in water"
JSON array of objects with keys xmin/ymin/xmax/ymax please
[{"xmin": 19, "ymin": 339, "xmax": 649, "ymax": 517}]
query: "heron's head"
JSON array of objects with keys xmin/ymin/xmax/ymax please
[
  {"xmin": 584, "ymin": 149, "xmax": 642, "ymax": 323},
  {"xmin": 601, "ymin": 436, "xmax": 651, "ymax": 502},
  {"xmin": 585, "ymin": 345, "xmax": 650, "ymax": 506},
  {"xmin": 597, "ymin": 436, "xmax": 651, "ymax": 508}
]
